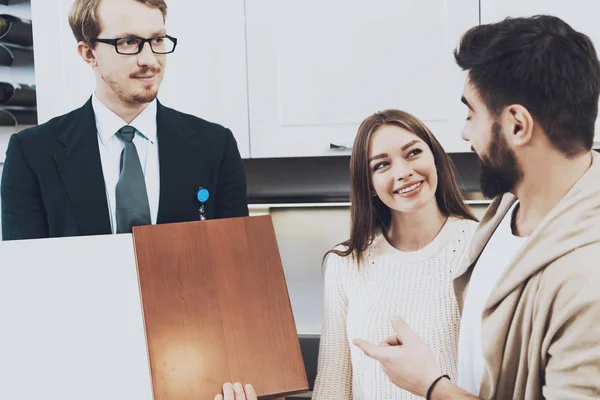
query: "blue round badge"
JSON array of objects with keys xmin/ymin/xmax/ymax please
[{"xmin": 196, "ymin": 188, "xmax": 210, "ymax": 203}]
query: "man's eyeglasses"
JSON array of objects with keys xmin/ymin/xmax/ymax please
[{"xmin": 94, "ymin": 35, "xmax": 177, "ymax": 55}]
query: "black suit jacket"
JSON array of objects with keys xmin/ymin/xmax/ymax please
[{"xmin": 1, "ymin": 98, "xmax": 249, "ymax": 240}]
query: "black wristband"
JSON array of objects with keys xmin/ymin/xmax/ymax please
[{"xmin": 426, "ymin": 374, "xmax": 450, "ymax": 400}]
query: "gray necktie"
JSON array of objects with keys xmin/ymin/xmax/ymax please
[{"xmin": 115, "ymin": 125, "xmax": 151, "ymax": 233}]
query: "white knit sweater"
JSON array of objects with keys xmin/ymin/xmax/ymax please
[{"xmin": 312, "ymin": 218, "xmax": 478, "ymax": 400}]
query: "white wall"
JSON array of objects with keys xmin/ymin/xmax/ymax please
[{"xmin": 270, "ymin": 206, "xmax": 350, "ymax": 334}]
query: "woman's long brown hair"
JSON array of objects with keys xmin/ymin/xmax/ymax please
[{"xmin": 329, "ymin": 109, "xmax": 478, "ymax": 263}]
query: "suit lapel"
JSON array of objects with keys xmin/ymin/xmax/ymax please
[
  {"xmin": 53, "ymin": 98, "xmax": 112, "ymax": 235},
  {"xmin": 156, "ymin": 101, "xmax": 199, "ymax": 223}
]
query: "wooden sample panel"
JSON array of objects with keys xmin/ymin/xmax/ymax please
[{"xmin": 132, "ymin": 216, "xmax": 308, "ymax": 399}]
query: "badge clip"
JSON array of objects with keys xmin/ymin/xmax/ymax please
[{"xmin": 196, "ymin": 187, "xmax": 210, "ymax": 220}]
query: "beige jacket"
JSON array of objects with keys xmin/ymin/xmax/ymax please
[{"xmin": 454, "ymin": 151, "xmax": 600, "ymax": 399}]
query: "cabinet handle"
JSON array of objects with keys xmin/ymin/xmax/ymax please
[{"xmin": 329, "ymin": 143, "xmax": 351, "ymax": 150}]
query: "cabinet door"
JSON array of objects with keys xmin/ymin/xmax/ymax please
[
  {"xmin": 246, "ymin": 0, "xmax": 479, "ymax": 158},
  {"xmin": 30, "ymin": 0, "xmax": 250, "ymax": 157},
  {"xmin": 481, "ymin": 1, "xmax": 600, "ymax": 148}
]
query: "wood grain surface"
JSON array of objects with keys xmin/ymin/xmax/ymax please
[{"xmin": 132, "ymin": 216, "xmax": 308, "ymax": 399}]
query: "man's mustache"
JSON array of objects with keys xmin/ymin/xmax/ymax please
[{"xmin": 130, "ymin": 67, "xmax": 161, "ymax": 78}]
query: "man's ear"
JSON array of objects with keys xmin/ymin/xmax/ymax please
[
  {"xmin": 77, "ymin": 41, "xmax": 98, "ymax": 67},
  {"xmin": 503, "ymin": 104, "xmax": 534, "ymax": 147}
]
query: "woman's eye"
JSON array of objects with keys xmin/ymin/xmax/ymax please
[
  {"xmin": 407, "ymin": 149, "xmax": 422, "ymax": 158},
  {"xmin": 372, "ymin": 161, "xmax": 389, "ymax": 171}
]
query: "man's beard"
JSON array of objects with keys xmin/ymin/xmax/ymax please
[
  {"xmin": 130, "ymin": 87, "xmax": 159, "ymax": 104},
  {"xmin": 478, "ymin": 122, "xmax": 523, "ymax": 198},
  {"xmin": 103, "ymin": 68, "xmax": 161, "ymax": 104}
]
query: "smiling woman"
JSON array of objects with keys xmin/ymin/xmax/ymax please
[
  {"xmin": 312, "ymin": 109, "xmax": 479, "ymax": 400},
  {"xmin": 335, "ymin": 109, "xmax": 477, "ymax": 261}
]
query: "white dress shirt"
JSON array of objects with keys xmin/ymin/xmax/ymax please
[
  {"xmin": 457, "ymin": 201, "xmax": 528, "ymax": 395},
  {"xmin": 92, "ymin": 94, "xmax": 160, "ymax": 234}
]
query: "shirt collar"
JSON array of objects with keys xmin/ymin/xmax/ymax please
[{"xmin": 92, "ymin": 94, "xmax": 158, "ymax": 145}]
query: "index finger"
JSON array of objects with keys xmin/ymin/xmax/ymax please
[{"xmin": 353, "ymin": 338, "xmax": 383, "ymax": 361}]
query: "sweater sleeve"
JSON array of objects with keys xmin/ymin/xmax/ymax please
[
  {"xmin": 312, "ymin": 252, "xmax": 353, "ymax": 400},
  {"xmin": 541, "ymin": 246, "xmax": 600, "ymax": 400}
]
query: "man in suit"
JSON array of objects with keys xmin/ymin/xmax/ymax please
[{"xmin": 1, "ymin": 0, "xmax": 248, "ymax": 241}]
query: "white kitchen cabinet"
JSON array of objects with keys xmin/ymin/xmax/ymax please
[
  {"xmin": 30, "ymin": 0, "xmax": 250, "ymax": 157},
  {"xmin": 245, "ymin": 0, "xmax": 479, "ymax": 158},
  {"xmin": 481, "ymin": 1, "xmax": 600, "ymax": 148}
]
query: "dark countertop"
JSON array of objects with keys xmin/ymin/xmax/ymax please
[{"xmin": 244, "ymin": 153, "xmax": 483, "ymax": 204}]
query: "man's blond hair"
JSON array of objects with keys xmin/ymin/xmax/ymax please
[{"xmin": 69, "ymin": 0, "xmax": 168, "ymax": 44}]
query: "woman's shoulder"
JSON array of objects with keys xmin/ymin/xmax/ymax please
[
  {"xmin": 323, "ymin": 244, "xmax": 352, "ymax": 268},
  {"xmin": 323, "ymin": 236, "xmax": 383, "ymax": 271},
  {"xmin": 322, "ymin": 245, "xmax": 360, "ymax": 286},
  {"xmin": 450, "ymin": 217, "xmax": 479, "ymax": 230},
  {"xmin": 447, "ymin": 217, "xmax": 479, "ymax": 243}
]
